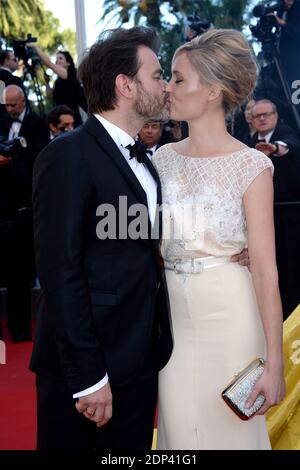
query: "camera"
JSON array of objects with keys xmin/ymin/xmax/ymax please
[
  {"xmin": 12, "ymin": 33, "xmax": 40, "ymax": 68},
  {"xmin": 250, "ymin": 1, "xmax": 282, "ymax": 43},
  {"xmin": 164, "ymin": 121, "xmax": 179, "ymax": 132},
  {"xmin": 185, "ymin": 12, "xmax": 212, "ymax": 41},
  {"xmin": 0, "ymin": 136, "xmax": 27, "ymax": 159}
]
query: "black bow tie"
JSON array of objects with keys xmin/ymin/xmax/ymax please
[
  {"xmin": 11, "ymin": 117, "xmax": 21, "ymax": 123},
  {"xmin": 258, "ymin": 138, "xmax": 266, "ymax": 143},
  {"xmin": 125, "ymin": 140, "xmax": 149, "ymax": 163}
]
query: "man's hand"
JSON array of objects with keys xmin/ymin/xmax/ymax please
[
  {"xmin": 0, "ymin": 155, "xmax": 12, "ymax": 166},
  {"xmin": 230, "ymin": 248, "xmax": 250, "ymax": 269},
  {"xmin": 255, "ymin": 142, "xmax": 288, "ymax": 156},
  {"xmin": 255, "ymin": 142, "xmax": 277, "ymax": 156},
  {"xmin": 274, "ymin": 16, "xmax": 287, "ymax": 27},
  {"xmin": 75, "ymin": 382, "xmax": 113, "ymax": 428}
]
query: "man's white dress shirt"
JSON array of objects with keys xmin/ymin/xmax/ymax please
[{"xmin": 8, "ymin": 108, "xmax": 26, "ymax": 140}]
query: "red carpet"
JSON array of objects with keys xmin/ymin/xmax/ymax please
[
  {"xmin": 0, "ymin": 327, "xmax": 36, "ymax": 450},
  {"xmin": 0, "ymin": 324, "xmax": 158, "ymax": 450}
]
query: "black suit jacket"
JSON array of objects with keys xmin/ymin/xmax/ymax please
[
  {"xmin": 0, "ymin": 69, "xmax": 26, "ymax": 119},
  {"xmin": 0, "ymin": 68, "xmax": 24, "ymax": 88},
  {"xmin": 0, "ymin": 108, "xmax": 50, "ymax": 216},
  {"xmin": 249, "ymin": 124, "xmax": 300, "ymax": 202},
  {"xmin": 30, "ymin": 115, "xmax": 173, "ymax": 394}
]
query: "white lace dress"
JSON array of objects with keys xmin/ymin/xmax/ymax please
[{"xmin": 152, "ymin": 145, "xmax": 274, "ymax": 450}]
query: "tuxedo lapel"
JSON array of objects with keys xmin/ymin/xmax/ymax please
[
  {"xmin": 18, "ymin": 107, "xmax": 31, "ymax": 136},
  {"xmin": 0, "ymin": 115, "xmax": 12, "ymax": 137},
  {"xmin": 84, "ymin": 116, "xmax": 148, "ymax": 207},
  {"xmin": 143, "ymin": 155, "xmax": 161, "ymax": 192},
  {"xmin": 143, "ymin": 156, "xmax": 163, "ymax": 242}
]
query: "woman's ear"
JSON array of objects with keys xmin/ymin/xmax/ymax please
[
  {"xmin": 208, "ymin": 84, "xmax": 222, "ymax": 102},
  {"xmin": 115, "ymin": 74, "xmax": 134, "ymax": 99}
]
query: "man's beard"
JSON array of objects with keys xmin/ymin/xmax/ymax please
[{"xmin": 134, "ymin": 81, "xmax": 170, "ymax": 122}]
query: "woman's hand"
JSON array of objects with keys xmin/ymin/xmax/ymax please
[{"xmin": 245, "ymin": 362, "xmax": 285, "ymax": 415}]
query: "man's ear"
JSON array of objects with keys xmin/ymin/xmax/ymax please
[
  {"xmin": 49, "ymin": 123, "xmax": 57, "ymax": 134},
  {"xmin": 115, "ymin": 74, "xmax": 134, "ymax": 99}
]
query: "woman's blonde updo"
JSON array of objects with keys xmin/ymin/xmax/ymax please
[{"xmin": 174, "ymin": 29, "xmax": 258, "ymax": 115}]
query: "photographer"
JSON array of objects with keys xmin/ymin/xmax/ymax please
[
  {"xmin": 27, "ymin": 45, "xmax": 87, "ymax": 127},
  {"xmin": 253, "ymin": 0, "xmax": 300, "ymax": 95},
  {"xmin": 276, "ymin": 0, "xmax": 300, "ymax": 87},
  {"xmin": 0, "ymin": 85, "xmax": 50, "ymax": 342},
  {"xmin": 273, "ymin": 0, "xmax": 300, "ymax": 35}
]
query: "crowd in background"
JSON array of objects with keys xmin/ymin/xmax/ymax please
[{"xmin": 1, "ymin": 18, "xmax": 300, "ymax": 342}]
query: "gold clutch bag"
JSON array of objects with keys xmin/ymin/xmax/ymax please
[{"xmin": 221, "ymin": 358, "xmax": 266, "ymax": 420}]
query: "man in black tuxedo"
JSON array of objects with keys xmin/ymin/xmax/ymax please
[
  {"xmin": 30, "ymin": 27, "xmax": 173, "ymax": 452},
  {"xmin": 138, "ymin": 120, "xmax": 181, "ymax": 160},
  {"xmin": 0, "ymin": 85, "xmax": 50, "ymax": 341},
  {"xmin": 249, "ymin": 99, "xmax": 300, "ymax": 317},
  {"xmin": 250, "ymin": 99, "xmax": 300, "ymax": 201},
  {"xmin": 46, "ymin": 104, "xmax": 75, "ymax": 139},
  {"xmin": 0, "ymin": 50, "xmax": 26, "ymax": 118}
]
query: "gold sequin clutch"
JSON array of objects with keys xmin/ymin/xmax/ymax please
[{"xmin": 221, "ymin": 358, "xmax": 266, "ymax": 420}]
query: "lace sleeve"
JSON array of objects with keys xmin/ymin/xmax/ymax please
[{"xmin": 241, "ymin": 149, "xmax": 274, "ymax": 195}]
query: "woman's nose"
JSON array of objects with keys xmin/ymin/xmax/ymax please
[{"xmin": 165, "ymin": 82, "xmax": 172, "ymax": 93}]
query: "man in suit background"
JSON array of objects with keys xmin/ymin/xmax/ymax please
[
  {"xmin": 139, "ymin": 120, "xmax": 164, "ymax": 158},
  {"xmin": 249, "ymin": 99, "xmax": 300, "ymax": 318},
  {"xmin": 46, "ymin": 104, "xmax": 75, "ymax": 139},
  {"xmin": 0, "ymin": 50, "xmax": 26, "ymax": 118},
  {"xmin": 0, "ymin": 85, "xmax": 49, "ymax": 341},
  {"xmin": 30, "ymin": 27, "xmax": 173, "ymax": 452}
]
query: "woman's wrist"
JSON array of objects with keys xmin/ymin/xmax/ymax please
[{"xmin": 266, "ymin": 355, "xmax": 284, "ymax": 371}]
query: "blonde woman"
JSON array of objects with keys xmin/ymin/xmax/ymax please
[{"xmin": 153, "ymin": 29, "xmax": 285, "ymax": 450}]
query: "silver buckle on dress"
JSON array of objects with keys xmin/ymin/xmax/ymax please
[
  {"xmin": 192, "ymin": 259, "xmax": 204, "ymax": 274},
  {"xmin": 173, "ymin": 262, "xmax": 180, "ymax": 274},
  {"xmin": 172, "ymin": 259, "xmax": 204, "ymax": 274}
]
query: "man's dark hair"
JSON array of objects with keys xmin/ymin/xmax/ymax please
[
  {"xmin": 47, "ymin": 105, "xmax": 74, "ymax": 127},
  {"xmin": 78, "ymin": 27, "xmax": 161, "ymax": 113},
  {"xmin": 0, "ymin": 50, "xmax": 13, "ymax": 66}
]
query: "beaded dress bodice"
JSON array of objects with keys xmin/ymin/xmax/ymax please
[{"xmin": 152, "ymin": 145, "xmax": 274, "ymax": 261}]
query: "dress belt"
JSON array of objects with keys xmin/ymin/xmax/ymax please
[{"xmin": 164, "ymin": 256, "xmax": 232, "ymax": 274}]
